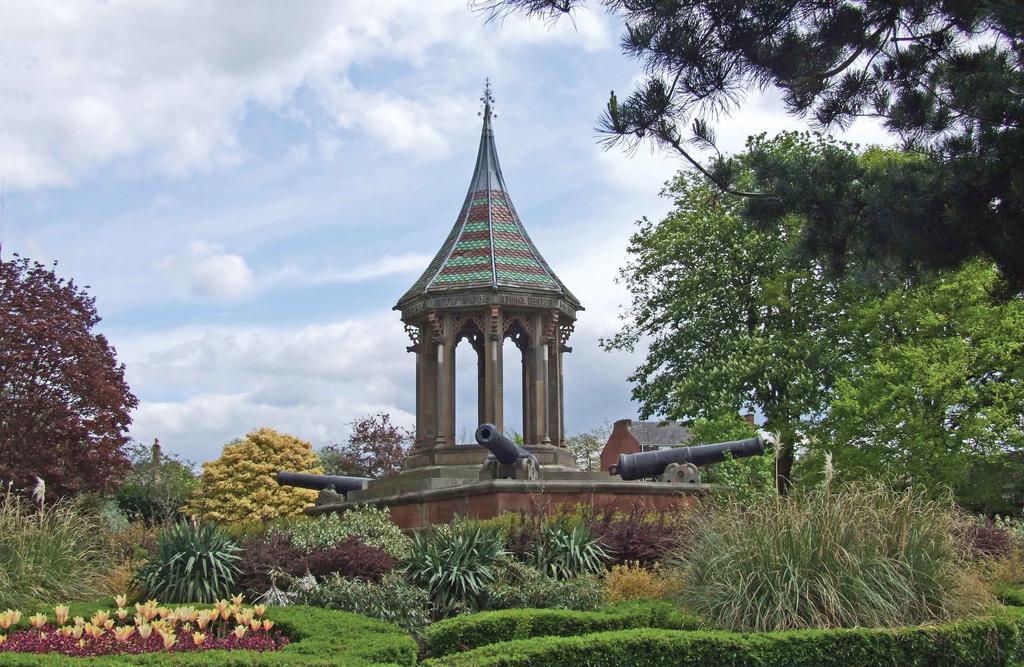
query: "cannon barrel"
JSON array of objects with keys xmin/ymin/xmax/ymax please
[
  {"xmin": 475, "ymin": 423, "xmax": 532, "ymax": 465},
  {"xmin": 274, "ymin": 471, "xmax": 369, "ymax": 494},
  {"xmin": 609, "ymin": 433, "xmax": 771, "ymax": 481}
]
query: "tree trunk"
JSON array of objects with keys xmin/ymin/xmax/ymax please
[{"xmin": 775, "ymin": 438, "xmax": 795, "ymax": 495}]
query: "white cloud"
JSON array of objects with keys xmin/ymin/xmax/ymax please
[
  {"xmin": 157, "ymin": 243, "xmax": 429, "ymax": 301},
  {"xmin": 0, "ymin": 1, "xmax": 615, "ymax": 190},
  {"xmin": 119, "ymin": 313, "xmax": 416, "ymax": 460},
  {"xmin": 160, "ymin": 242, "xmax": 254, "ymax": 299},
  {"xmin": 266, "ymin": 253, "xmax": 433, "ymax": 287}
]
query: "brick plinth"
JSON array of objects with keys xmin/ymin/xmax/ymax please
[{"xmin": 308, "ymin": 478, "xmax": 705, "ymax": 531}]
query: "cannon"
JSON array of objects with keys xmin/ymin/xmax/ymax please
[
  {"xmin": 275, "ymin": 471, "xmax": 370, "ymax": 505},
  {"xmin": 608, "ymin": 432, "xmax": 775, "ymax": 483},
  {"xmin": 475, "ymin": 423, "xmax": 540, "ymax": 481}
]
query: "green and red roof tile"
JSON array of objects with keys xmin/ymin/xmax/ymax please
[{"xmin": 397, "ymin": 88, "xmax": 579, "ymax": 310}]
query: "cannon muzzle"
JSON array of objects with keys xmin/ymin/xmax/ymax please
[
  {"xmin": 475, "ymin": 423, "xmax": 540, "ymax": 480},
  {"xmin": 274, "ymin": 471, "xmax": 369, "ymax": 494},
  {"xmin": 609, "ymin": 432, "xmax": 774, "ymax": 482},
  {"xmin": 475, "ymin": 423, "xmax": 533, "ymax": 465}
]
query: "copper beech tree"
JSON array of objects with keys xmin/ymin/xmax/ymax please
[
  {"xmin": 0, "ymin": 254, "xmax": 137, "ymax": 496},
  {"xmin": 319, "ymin": 413, "xmax": 412, "ymax": 479}
]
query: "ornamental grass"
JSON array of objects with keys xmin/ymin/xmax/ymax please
[
  {"xmin": 0, "ymin": 486, "xmax": 113, "ymax": 609},
  {"xmin": 670, "ymin": 482, "xmax": 992, "ymax": 632}
]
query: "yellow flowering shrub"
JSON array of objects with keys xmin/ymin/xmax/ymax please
[
  {"xmin": 605, "ymin": 562, "xmax": 671, "ymax": 603},
  {"xmin": 185, "ymin": 428, "xmax": 321, "ymax": 524}
]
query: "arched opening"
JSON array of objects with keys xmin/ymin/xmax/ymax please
[
  {"xmin": 454, "ymin": 320, "xmax": 484, "ymax": 444},
  {"xmin": 502, "ymin": 321, "xmax": 530, "ymax": 441}
]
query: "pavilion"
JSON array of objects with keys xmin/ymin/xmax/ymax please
[{"xmin": 311, "ymin": 84, "xmax": 701, "ymax": 528}]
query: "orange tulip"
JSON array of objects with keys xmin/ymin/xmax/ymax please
[{"xmin": 114, "ymin": 626, "xmax": 135, "ymax": 642}]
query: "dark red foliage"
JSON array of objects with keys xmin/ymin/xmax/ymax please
[
  {"xmin": 0, "ymin": 625, "xmax": 287, "ymax": 656},
  {"xmin": 304, "ymin": 536, "xmax": 397, "ymax": 581},
  {"xmin": 587, "ymin": 504, "xmax": 691, "ymax": 566},
  {"xmin": 237, "ymin": 533, "xmax": 397, "ymax": 596},
  {"xmin": 959, "ymin": 522, "xmax": 1015, "ymax": 560},
  {"xmin": 237, "ymin": 532, "xmax": 304, "ymax": 596},
  {"xmin": 498, "ymin": 503, "xmax": 689, "ymax": 567},
  {"xmin": 0, "ymin": 255, "xmax": 137, "ymax": 497}
]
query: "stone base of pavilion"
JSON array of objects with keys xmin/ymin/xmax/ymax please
[{"xmin": 306, "ymin": 443, "xmax": 708, "ymax": 530}]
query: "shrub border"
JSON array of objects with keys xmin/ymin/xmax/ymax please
[
  {"xmin": 1, "ymin": 600, "xmax": 416, "ymax": 666},
  {"xmin": 423, "ymin": 600, "xmax": 701, "ymax": 657}
]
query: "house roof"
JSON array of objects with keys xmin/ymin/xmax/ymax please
[
  {"xmin": 630, "ymin": 421, "xmax": 694, "ymax": 447},
  {"xmin": 397, "ymin": 83, "xmax": 578, "ymax": 309}
]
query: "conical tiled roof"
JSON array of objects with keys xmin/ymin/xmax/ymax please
[{"xmin": 397, "ymin": 85, "xmax": 578, "ymax": 309}]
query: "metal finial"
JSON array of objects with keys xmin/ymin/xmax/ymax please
[{"xmin": 479, "ymin": 78, "xmax": 495, "ymax": 119}]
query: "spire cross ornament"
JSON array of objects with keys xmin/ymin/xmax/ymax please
[{"xmin": 479, "ymin": 78, "xmax": 495, "ymax": 120}]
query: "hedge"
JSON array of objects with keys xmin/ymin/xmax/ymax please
[
  {"xmin": 997, "ymin": 582, "xmax": 1024, "ymax": 608},
  {"xmin": 1, "ymin": 600, "xmax": 416, "ymax": 666},
  {"xmin": 424, "ymin": 600, "xmax": 1024, "ymax": 667},
  {"xmin": 423, "ymin": 600, "xmax": 701, "ymax": 657}
]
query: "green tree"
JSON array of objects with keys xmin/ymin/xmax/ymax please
[
  {"xmin": 812, "ymin": 261, "xmax": 1024, "ymax": 513},
  {"xmin": 603, "ymin": 160, "xmax": 849, "ymax": 491},
  {"xmin": 565, "ymin": 422, "xmax": 611, "ymax": 472},
  {"xmin": 115, "ymin": 439, "xmax": 199, "ymax": 524},
  {"xmin": 478, "ymin": 0, "xmax": 1024, "ymax": 291},
  {"xmin": 688, "ymin": 414, "xmax": 774, "ymax": 502}
]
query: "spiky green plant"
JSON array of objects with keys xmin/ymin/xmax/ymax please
[
  {"xmin": 138, "ymin": 521, "xmax": 241, "ymax": 603},
  {"xmin": 406, "ymin": 522, "xmax": 506, "ymax": 616},
  {"xmin": 0, "ymin": 486, "xmax": 113, "ymax": 608},
  {"xmin": 670, "ymin": 483, "xmax": 992, "ymax": 631},
  {"xmin": 532, "ymin": 521, "xmax": 609, "ymax": 579}
]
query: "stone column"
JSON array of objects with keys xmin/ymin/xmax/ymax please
[
  {"xmin": 530, "ymin": 316, "xmax": 550, "ymax": 445},
  {"xmin": 482, "ymin": 307, "xmax": 503, "ymax": 432},
  {"xmin": 558, "ymin": 344, "xmax": 567, "ymax": 445},
  {"xmin": 413, "ymin": 324, "xmax": 434, "ymax": 449},
  {"xmin": 521, "ymin": 343, "xmax": 532, "ymax": 444},
  {"xmin": 435, "ymin": 315, "xmax": 456, "ymax": 447},
  {"xmin": 476, "ymin": 342, "xmax": 486, "ymax": 430},
  {"xmin": 547, "ymin": 333, "xmax": 562, "ymax": 446}
]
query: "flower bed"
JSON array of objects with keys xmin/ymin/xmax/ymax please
[
  {"xmin": 0, "ymin": 626, "xmax": 283, "ymax": 657},
  {"xmin": 0, "ymin": 598, "xmax": 416, "ymax": 666},
  {"xmin": 0, "ymin": 597, "xmax": 284, "ymax": 658}
]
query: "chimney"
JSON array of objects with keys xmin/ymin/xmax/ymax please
[
  {"xmin": 744, "ymin": 412, "xmax": 756, "ymax": 426},
  {"xmin": 600, "ymin": 419, "xmax": 641, "ymax": 473}
]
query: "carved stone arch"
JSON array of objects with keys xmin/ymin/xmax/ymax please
[
  {"xmin": 454, "ymin": 314, "xmax": 486, "ymax": 354},
  {"xmin": 503, "ymin": 318, "xmax": 531, "ymax": 353}
]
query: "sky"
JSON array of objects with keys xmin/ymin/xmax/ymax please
[{"xmin": 1, "ymin": 1, "xmax": 891, "ymax": 463}]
